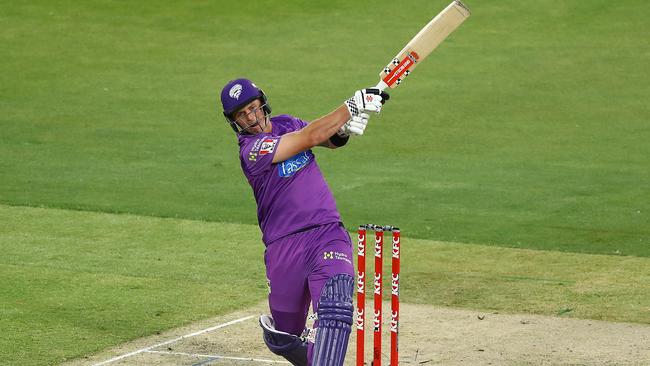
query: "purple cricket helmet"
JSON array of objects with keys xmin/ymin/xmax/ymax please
[{"xmin": 220, "ymin": 78, "xmax": 272, "ymax": 134}]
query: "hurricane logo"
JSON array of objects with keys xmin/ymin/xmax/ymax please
[{"xmin": 229, "ymin": 84, "xmax": 243, "ymax": 100}]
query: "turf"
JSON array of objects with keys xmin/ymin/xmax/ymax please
[
  {"xmin": 1, "ymin": 0, "xmax": 648, "ymax": 256},
  {"xmin": 1, "ymin": 204, "xmax": 648, "ymax": 365},
  {"xmin": 0, "ymin": 204, "xmax": 267, "ymax": 365}
]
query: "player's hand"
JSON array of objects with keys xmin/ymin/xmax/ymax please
[
  {"xmin": 344, "ymin": 88, "xmax": 390, "ymax": 117},
  {"xmin": 338, "ymin": 113, "xmax": 370, "ymax": 136}
]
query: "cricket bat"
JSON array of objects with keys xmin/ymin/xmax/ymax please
[{"xmin": 376, "ymin": 0, "xmax": 471, "ymax": 90}]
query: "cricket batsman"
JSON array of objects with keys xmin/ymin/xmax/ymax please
[{"xmin": 220, "ymin": 78, "xmax": 388, "ymax": 366}]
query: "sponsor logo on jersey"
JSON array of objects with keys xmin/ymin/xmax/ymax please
[
  {"xmin": 323, "ymin": 250, "xmax": 352, "ymax": 264},
  {"xmin": 251, "ymin": 138, "xmax": 263, "ymax": 151},
  {"xmin": 323, "ymin": 250, "xmax": 352, "ymax": 265},
  {"xmin": 247, "ymin": 139, "xmax": 264, "ymax": 162},
  {"xmin": 259, "ymin": 139, "xmax": 276, "ymax": 155},
  {"xmin": 278, "ymin": 150, "xmax": 312, "ymax": 177}
]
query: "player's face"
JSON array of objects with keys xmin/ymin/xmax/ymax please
[{"xmin": 233, "ymin": 99, "xmax": 270, "ymax": 134}]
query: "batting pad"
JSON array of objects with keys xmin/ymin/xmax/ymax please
[{"xmin": 312, "ymin": 274, "xmax": 354, "ymax": 366}]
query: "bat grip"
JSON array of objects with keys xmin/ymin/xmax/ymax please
[{"xmin": 375, "ymin": 80, "xmax": 388, "ymax": 91}]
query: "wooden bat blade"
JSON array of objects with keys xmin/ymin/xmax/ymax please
[{"xmin": 377, "ymin": 0, "xmax": 471, "ymax": 90}]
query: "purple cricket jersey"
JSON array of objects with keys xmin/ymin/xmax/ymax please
[{"xmin": 238, "ymin": 114, "xmax": 342, "ymax": 244}]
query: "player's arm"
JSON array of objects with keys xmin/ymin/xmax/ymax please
[
  {"xmin": 318, "ymin": 112, "xmax": 372, "ymax": 149},
  {"xmin": 272, "ymin": 105, "xmax": 350, "ymax": 162},
  {"xmin": 272, "ymin": 89, "xmax": 388, "ymax": 163}
]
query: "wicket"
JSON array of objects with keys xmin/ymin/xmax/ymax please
[{"xmin": 356, "ymin": 224, "xmax": 401, "ymax": 366}]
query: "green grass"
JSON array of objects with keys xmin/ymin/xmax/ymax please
[
  {"xmin": 1, "ymin": 0, "xmax": 647, "ymax": 256},
  {"xmin": 401, "ymin": 237, "xmax": 650, "ymax": 323},
  {"xmin": 0, "ymin": 204, "xmax": 268, "ymax": 365},
  {"xmin": 1, "ymin": 204, "xmax": 648, "ymax": 365}
]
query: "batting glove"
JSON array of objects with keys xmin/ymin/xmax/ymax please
[
  {"xmin": 344, "ymin": 88, "xmax": 390, "ymax": 117},
  {"xmin": 338, "ymin": 113, "xmax": 370, "ymax": 136}
]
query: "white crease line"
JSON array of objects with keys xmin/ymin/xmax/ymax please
[
  {"xmin": 146, "ymin": 350, "xmax": 290, "ymax": 364},
  {"xmin": 92, "ymin": 315, "xmax": 255, "ymax": 366}
]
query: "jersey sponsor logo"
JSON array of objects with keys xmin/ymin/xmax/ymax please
[
  {"xmin": 247, "ymin": 138, "xmax": 265, "ymax": 162},
  {"xmin": 259, "ymin": 139, "xmax": 276, "ymax": 155},
  {"xmin": 247, "ymin": 138, "xmax": 276, "ymax": 162},
  {"xmin": 323, "ymin": 250, "xmax": 352, "ymax": 265},
  {"xmin": 251, "ymin": 138, "xmax": 263, "ymax": 151},
  {"xmin": 278, "ymin": 150, "xmax": 312, "ymax": 177}
]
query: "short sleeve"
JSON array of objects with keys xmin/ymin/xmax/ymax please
[
  {"xmin": 296, "ymin": 118, "xmax": 308, "ymax": 129},
  {"xmin": 240, "ymin": 136, "xmax": 281, "ymax": 176}
]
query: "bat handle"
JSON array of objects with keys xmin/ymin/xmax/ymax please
[{"xmin": 375, "ymin": 80, "xmax": 388, "ymax": 91}]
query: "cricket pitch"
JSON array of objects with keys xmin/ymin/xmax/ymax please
[{"xmin": 64, "ymin": 301, "xmax": 650, "ymax": 366}]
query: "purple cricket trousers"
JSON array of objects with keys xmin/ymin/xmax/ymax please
[{"xmin": 264, "ymin": 222, "xmax": 354, "ymax": 364}]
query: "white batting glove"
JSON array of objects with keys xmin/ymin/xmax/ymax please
[
  {"xmin": 344, "ymin": 88, "xmax": 390, "ymax": 117},
  {"xmin": 339, "ymin": 113, "xmax": 370, "ymax": 136}
]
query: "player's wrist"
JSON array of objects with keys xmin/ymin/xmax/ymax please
[
  {"xmin": 343, "ymin": 97, "xmax": 358, "ymax": 117},
  {"xmin": 329, "ymin": 131, "xmax": 350, "ymax": 147}
]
